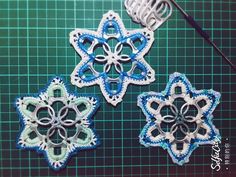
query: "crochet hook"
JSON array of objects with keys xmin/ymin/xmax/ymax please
[{"xmin": 169, "ymin": 0, "xmax": 236, "ymax": 72}]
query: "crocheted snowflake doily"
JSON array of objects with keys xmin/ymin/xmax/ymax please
[
  {"xmin": 138, "ymin": 72, "xmax": 221, "ymax": 165},
  {"xmin": 70, "ymin": 10, "xmax": 155, "ymax": 106},
  {"xmin": 16, "ymin": 77, "xmax": 100, "ymax": 170}
]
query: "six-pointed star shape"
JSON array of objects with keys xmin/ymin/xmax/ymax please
[
  {"xmin": 15, "ymin": 77, "xmax": 100, "ymax": 170},
  {"xmin": 70, "ymin": 10, "xmax": 155, "ymax": 106},
  {"xmin": 138, "ymin": 72, "xmax": 221, "ymax": 165}
]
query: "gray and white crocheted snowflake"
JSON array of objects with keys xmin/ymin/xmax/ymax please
[
  {"xmin": 138, "ymin": 72, "xmax": 221, "ymax": 165},
  {"xmin": 15, "ymin": 77, "xmax": 100, "ymax": 170}
]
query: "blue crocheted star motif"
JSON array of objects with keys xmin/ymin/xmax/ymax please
[
  {"xmin": 70, "ymin": 10, "xmax": 155, "ymax": 106},
  {"xmin": 138, "ymin": 72, "xmax": 221, "ymax": 165},
  {"xmin": 15, "ymin": 77, "xmax": 100, "ymax": 170}
]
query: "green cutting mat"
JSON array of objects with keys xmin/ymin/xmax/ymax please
[{"xmin": 0, "ymin": 0, "xmax": 235, "ymax": 176}]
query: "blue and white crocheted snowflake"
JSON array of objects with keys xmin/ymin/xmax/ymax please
[
  {"xmin": 138, "ymin": 72, "xmax": 221, "ymax": 165},
  {"xmin": 15, "ymin": 77, "xmax": 100, "ymax": 170},
  {"xmin": 70, "ymin": 10, "xmax": 155, "ymax": 106}
]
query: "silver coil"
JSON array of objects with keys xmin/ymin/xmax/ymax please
[{"xmin": 125, "ymin": 0, "xmax": 172, "ymax": 31}]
